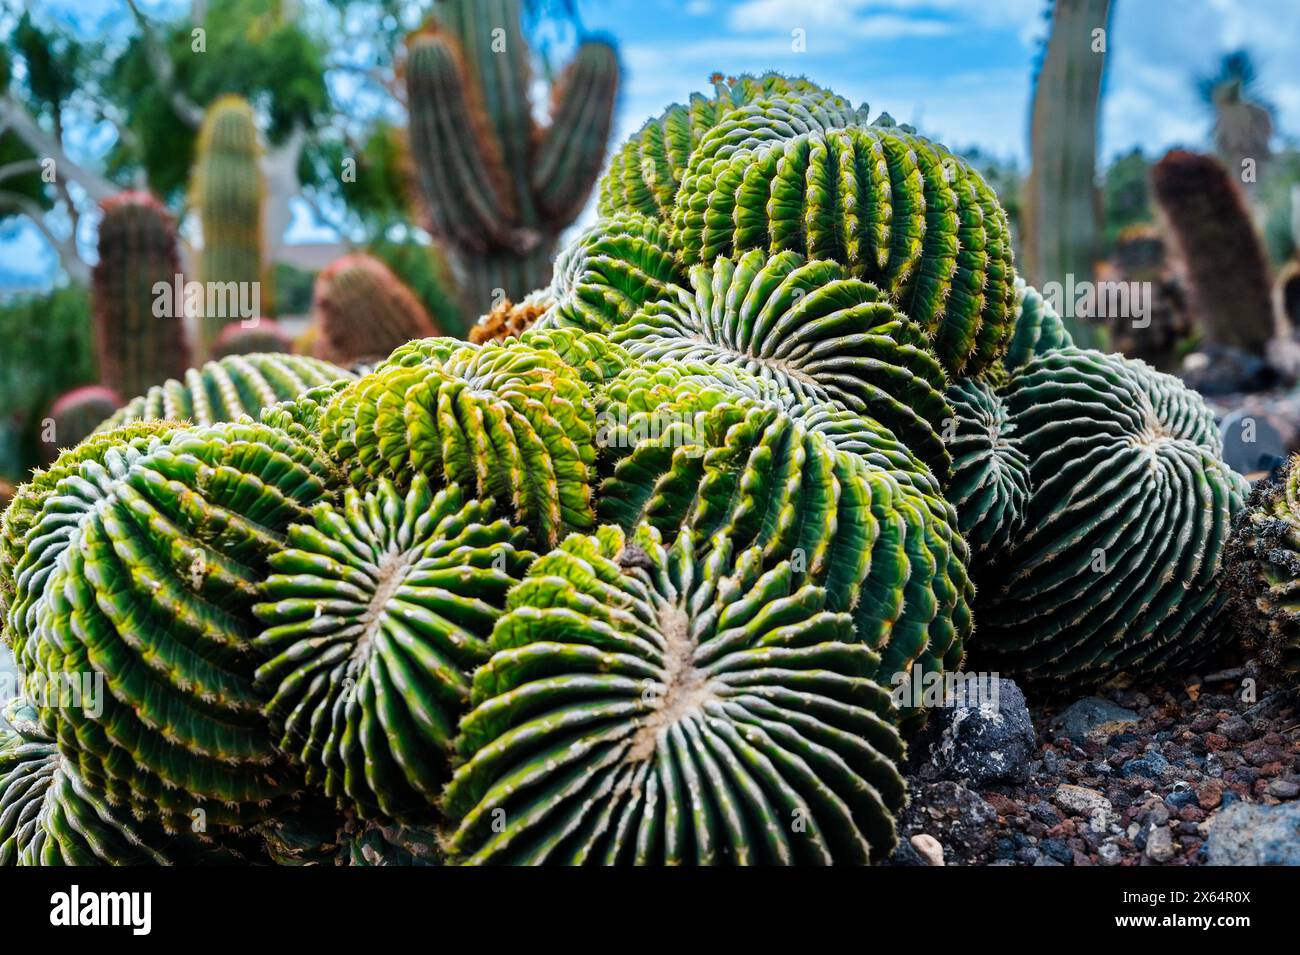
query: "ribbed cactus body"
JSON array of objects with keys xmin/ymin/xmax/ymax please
[
  {"xmin": 91, "ymin": 192, "xmax": 190, "ymax": 398},
  {"xmin": 19, "ymin": 421, "xmax": 335, "ymax": 829},
  {"xmin": 599, "ymin": 74, "xmax": 860, "ymax": 219},
  {"xmin": 321, "ymin": 339, "xmax": 597, "ymax": 548},
  {"xmin": 442, "ymin": 523, "xmax": 905, "ymax": 864},
  {"xmin": 977, "ymin": 347, "xmax": 1247, "ymax": 681},
  {"xmin": 1227, "ymin": 457, "xmax": 1300, "ymax": 676},
  {"xmin": 1152, "ymin": 150, "xmax": 1277, "ymax": 354},
  {"xmin": 610, "ymin": 249, "xmax": 953, "ymax": 482},
  {"xmin": 1004, "ymin": 277, "xmax": 1074, "ymax": 372},
  {"xmin": 943, "ymin": 378, "xmax": 1029, "ymax": 559},
  {"xmin": 404, "ymin": 0, "xmax": 619, "ymax": 311},
  {"xmin": 212, "ymin": 319, "xmax": 292, "ymax": 358},
  {"xmin": 41, "ymin": 386, "xmax": 122, "ymax": 462},
  {"xmin": 101, "ymin": 353, "xmax": 352, "ymax": 430},
  {"xmin": 671, "ymin": 122, "xmax": 1015, "ymax": 377},
  {"xmin": 539, "ymin": 212, "xmax": 685, "ymax": 333},
  {"xmin": 596, "ymin": 385, "xmax": 970, "ymax": 691},
  {"xmin": 312, "ymin": 254, "xmax": 439, "ymax": 365},
  {"xmin": 192, "ymin": 96, "xmax": 265, "ymax": 356},
  {"xmin": 0, "ymin": 699, "xmax": 187, "ymax": 864},
  {"xmin": 253, "ymin": 476, "xmax": 534, "ymax": 820}
]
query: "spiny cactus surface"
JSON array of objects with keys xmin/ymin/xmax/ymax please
[
  {"xmin": 254, "ymin": 476, "xmax": 534, "ymax": 820},
  {"xmin": 41, "ymin": 386, "xmax": 123, "ymax": 463},
  {"xmin": 442, "ymin": 523, "xmax": 905, "ymax": 864},
  {"xmin": 312, "ymin": 254, "xmax": 439, "ymax": 365}
]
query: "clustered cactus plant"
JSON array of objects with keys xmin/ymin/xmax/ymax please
[
  {"xmin": 0, "ymin": 72, "xmax": 1264, "ymax": 867},
  {"xmin": 403, "ymin": 0, "xmax": 619, "ymax": 313}
]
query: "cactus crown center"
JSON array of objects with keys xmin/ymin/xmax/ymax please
[
  {"xmin": 354, "ymin": 548, "xmax": 412, "ymax": 661},
  {"xmin": 627, "ymin": 604, "xmax": 715, "ymax": 762}
]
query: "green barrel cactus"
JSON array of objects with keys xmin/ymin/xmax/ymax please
[
  {"xmin": 671, "ymin": 120, "xmax": 1016, "ymax": 377},
  {"xmin": 441, "ymin": 523, "xmax": 905, "ymax": 864},
  {"xmin": 311, "ymin": 254, "xmax": 439, "ymax": 366},
  {"xmin": 20, "ymin": 421, "xmax": 335, "ymax": 830},
  {"xmin": 977, "ymin": 347, "xmax": 1247, "ymax": 681},
  {"xmin": 100, "ymin": 353, "xmax": 352, "ymax": 430},
  {"xmin": 540, "ymin": 213, "xmax": 686, "ymax": 333},
  {"xmin": 321, "ymin": 340, "xmax": 597, "ymax": 548},
  {"xmin": 601, "ymin": 74, "xmax": 864, "ymax": 220},
  {"xmin": 212, "ymin": 319, "xmax": 293, "ymax": 358},
  {"xmin": 1226, "ymin": 456, "xmax": 1300, "ymax": 676},
  {"xmin": 1004, "ymin": 277, "xmax": 1074, "ymax": 372},
  {"xmin": 943, "ymin": 377, "xmax": 1029, "ymax": 559},
  {"xmin": 191, "ymin": 95, "xmax": 266, "ymax": 355},
  {"xmin": 596, "ymin": 387, "xmax": 970, "ymax": 690},
  {"xmin": 91, "ymin": 191, "xmax": 191, "ymax": 399},
  {"xmin": 610, "ymin": 249, "xmax": 953, "ymax": 481},
  {"xmin": 253, "ymin": 476, "xmax": 534, "ymax": 820},
  {"xmin": 403, "ymin": 0, "xmax": 619, "ymax": 310},
  {"xmin": 0, "ymin": 698, "xmax": 190, "ymax": 865}
]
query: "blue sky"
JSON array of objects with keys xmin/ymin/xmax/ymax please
[{"xmin": 3, "ymin": 0, "xmax": 1297, "ymax": 290}]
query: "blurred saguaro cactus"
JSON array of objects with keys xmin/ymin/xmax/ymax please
[
  {"xmin": 191, "ymin": 95, "xmax": 266, "ymax": 356},
  {"xmin": 1152, "ymin": 150, "xmax": 1277, "ymax": 354},
  {"xmin": 403, "ymin": 0, "xmax": 619, "ymax": 314},
  {"xmin": 1023, "ymin": 0, "xmax": 1113, "ymax": 348},
  {"xmin": 91, "ymin": 192, "xmax": 191, "ymax": 399}
]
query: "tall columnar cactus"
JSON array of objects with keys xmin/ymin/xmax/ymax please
[
  {"xmin": 442, "ymin": 523, "xmax": 906, "ymax": 865},
  {"xmin": 192, "ymin": 95, "xmax": 265, "ymax": 357},
  {"xmin": 253, "ymin": 476, "xmax": 534, "ymax": 821},
  {"xmin": 14, "ymin": 421, "xmax": 335, "ymax": 831},
  {"xmin": 1152, "ymin": 150, "xmax": 1277, "ymax": 355},
  {"xmin": 403, "ymin": 0, "xmax": 619, "ymax": 312},
  {"xmin": 39, "ymin": 386, "xmax": 122, "ymax": 463},
  {"xmin": 311, "ymin": 254, "xmax": 439, "ymax": 365},
  {"xmin": 977, "ymin": 347, "xmax": 1247, "ymax": 682},
  {"xmin": 91, "ymin": 192, "xmax": 190, "ymax": 398},
  {"xmin": 101, "ymin": 353, "xmax": 352, "ymax": 430},
  {"xmin": 1023, "ymin": 0, "xmax": 1113, "ymax": 349},
  {"xmin": 1227, "ymin": 456, "xmax": 1300, "ymax": 677},
  {"xmin": 609, "ymin": 249, "xmax": 954, "ymax": 481}
]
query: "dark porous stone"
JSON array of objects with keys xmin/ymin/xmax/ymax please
[
  {"xmin": 914, "ymin": 678, "xmax": 1035, "ymax": 787},
  {"xmin": 1205, "ymin": 802, "xmax": 1300, "ymax": 866},
  {"xmin": 1051, "ymin": 697, "xmax": 1140, "ymax": 742}
]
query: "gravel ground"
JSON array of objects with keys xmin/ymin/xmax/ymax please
[{"xmin": 892, "ymin": 653, "xmax": 1300, "ymax": 866}]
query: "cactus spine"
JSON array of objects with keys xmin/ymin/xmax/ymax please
[
  {"xmin": 191, "ymin": 95, "xmax": 265, "ymax": 357},
  {"xmin": 311, "ymin": 254, "xmax": 439, "ymax": 364},
  {"xmin": 1023, "ymin": 0, "xmax": 1112, "ymax": 348},
  {"xmin": 91, "ymin": 192, "xmax": 190, "ymax": 399},
  {"xmin": 403, "ymin": 0, "xmax": 619, "ymax": 313},
  {"xmin": 1152, "ymin": 150, "xmax": 1278, "ymax": 354}
]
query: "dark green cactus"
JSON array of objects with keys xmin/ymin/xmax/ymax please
[
  {"xmin": 977, "ymin": 347, "xmax": 1247, "ymax": 682},
  {"xmin": 40, "ymin": 386, "xmax": 123, "ymax": 463},
  {"xmin": 19, "ymin": 421, "xmax": 335, "ymax": 831},
  {"xmin": 191, "ymin": 95, "xmax": 265, "ymax": 356},
  {"xmin": 1004, "ymin": 277, "xmax": 1074, "ymax": 372},
  {"xmin": 599, "ymin": 74, "xmax": 862, "ymax": 220},
  {"xmin": 403, "ymin": 0, "xmax": 619, "ymax": 311},
  {"xmin": 253, "ymin": 475, "xmax": 533, "ymax": 820},
  {"xmin": 1151, "ymin": 150, "xmax": 1277, "ymax": 354},
  {"xmin": 91, "ymin": 192, "xmax": 191, "ymax": 398},
  {"xmin": 1022, "ymin": 0, "xmax": 1112, "ymax": 349},
  {"xmin": 671, "ymin": 120, "xmax": 1016, "ymax": 376},
  {"xmin": 101, "ymin": 353, "xmax": 352, "ymax": 430},
  {"xmin": 610, "ymin": 249, "xmax": 954, "ymax": 481},
  {"xmin": 311, "ymin": 254, "xmax": 439, "ymax": 365},
  {"xmin": 442, "ymin": 522, "xmax": 906, "ymax": 864},
  {"xmin": 321, "ymin": 339, "xmax": 598, "ymax": 548},
  {"xmin": 1227, "ymin": 456, "xmax": 1300, "ymax": 676}
]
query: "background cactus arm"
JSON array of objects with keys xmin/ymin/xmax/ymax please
[
  {"xmin": 404, "ymin": 29, "xmax": 516, "ymax": 252},
  {"xmin": 531, "ymin": 39, "xmax": 620, "ymax": 225}
]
